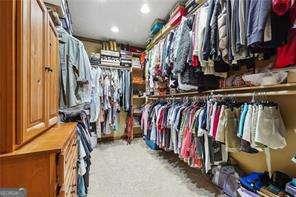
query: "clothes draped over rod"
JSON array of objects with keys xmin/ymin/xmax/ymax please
[
  {"xmin": 57, "ymin": 26, "xmax": 96, "ymax": 197},
  {"xmin": 59, "ymin": 105, "xmax": 94, "ymax": 196},
  {"xmin": 141, "ymin": 91, "xmax": 289, "ymax": 174},
  {"xmin": 89, "ymin": 65, "xmax": 132, "ymax": 137}
]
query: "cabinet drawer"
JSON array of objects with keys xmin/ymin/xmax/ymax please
[
  {"xmin": 65, "ymin": 167, "xmax": 77, "ymax": 197},
  {"xmin": 57, "ymin": 132, "xmax": 77, "ymax": 197},
  {"xmin": 63, "ymin": 132, "xmax": 77, "ymax": 161}
]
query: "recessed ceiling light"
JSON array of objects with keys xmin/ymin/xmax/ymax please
[
  {"xmin": 110, "ymin": 26, "xmax": 119, "ymax": 33},
  {"xmin": 140, "ymin": 4, "xmax": 150, "ymax": 14}
]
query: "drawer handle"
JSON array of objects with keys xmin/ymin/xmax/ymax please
[
  {"xmin": 73, "ymin": 166, "xmax": 77, "ymax": 170},
  {"xmin": 45, "ymin": 65, "xmax": 53, "ymax": 72},
  {"xmin": 72, "ymin": 184, "xmax": 77, "ymax": 187},
  {"xmin": 71, "ymin": 190, "xmax": 76, "ymax": 194},
  {"xmin": 72, "ymin": 143, "xmax": 77, "ymax": 147}
]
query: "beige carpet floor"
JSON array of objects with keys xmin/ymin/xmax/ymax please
[{"xmin": 88, "ymin": 139, "xmax": 221, "ymax": 197}]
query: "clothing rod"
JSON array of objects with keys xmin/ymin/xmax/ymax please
[
  {"xmin": 147, "ymin": 90, "xmax": 296, "ymax": 100},
  {"xmin": 92, "ymin": 64, "xmax": 132, "ymax": 70},
  {"xmin": 212, "ymin": 90, "xmax": 296, "ymax": 98}
]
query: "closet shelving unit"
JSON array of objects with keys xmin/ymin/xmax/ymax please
[
  {"xmin": 142, "ymin": 0, "xmax": 296, "ymax": 180},
  {"xmin": 132, "ymin": 66, "xmax": 146, "ymax": 136},
  {"xmin": 96, "ymin": 64, "xmax": 132, "ymax": 70},
  {"xmin": 91, "ymin": 63, "xmax": 132, "ymax": 142}
]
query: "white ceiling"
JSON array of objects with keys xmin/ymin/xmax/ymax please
[{"xmin": 68, "ymin": 0, "xmax": 178, "ymax": 47}]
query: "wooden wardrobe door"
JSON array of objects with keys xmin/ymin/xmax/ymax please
[
  {"xmin": 17, "ymin": 0, "xmax": 48, "ymax": 144},
  {"xmin": 0, "ymin": 0, "xmax": 17, "ymax": 153},
  {"xmin": 47, "ymin": 22, "xmax": 59, "ymax": 126}
]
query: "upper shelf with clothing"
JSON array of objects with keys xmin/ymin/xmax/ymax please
[{"xmin": 145, "ymin": 0, "xmax": 296, "ymax": 97}]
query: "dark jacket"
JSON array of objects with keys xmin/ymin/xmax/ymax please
[
  {"xmin": 202, "ymin": 0, "xmax": 216, "ymax": 60},
  {"xmin": 210, "ymin": 0, "xmax": 222, "ymax": 61}
]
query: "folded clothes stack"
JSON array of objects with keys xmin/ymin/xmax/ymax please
[
  {"xmin": 239, "ymin": 171, "xmax": 294, "ymax": 197},
  {"xmin": 89, "ymin": 52, "xmax": 100, "ymax": 65},
  {"xmin": 100, "ymin": 50, "xmax": 120, "ymax": 66},
  {"xmin": 132, "ymin": 57, "xmax": 141, "ymax": 67},
  {"xmin": 168, "ymin": 3, "xmax": 187, "ymax": 26},
  {"xmin": 219, "ymin": 70, "xmax": 288, "ymax": 89},
  {"xmin": 149, "ymin": 19, "xmax": 166, "ymax": 37},
  {"xmin": 120, "ymin": 50, "xmax": 132, "ymax": 66},
  {"xmin": 285, "ymin": 181, "xmax": 296, "ymax": 196},
  {"xmin": 242, "ymin": 71, "xmax": 288, "ymax": 86}
]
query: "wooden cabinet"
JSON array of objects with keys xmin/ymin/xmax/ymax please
[
  {"xmin": 47, "ymin": 21, "xmax": 60, "ymax": 127},
  {"xmin": 57, "ymin": 132, "xmax": 78, "ymax": 196},
  {"xmin": 0, "ymin": 0, "xmax": 17, "ymax": 154},
  {"xmin": 0, "ymin": 123, "xmax": 78, "ymax": 197},
  {"xmin": 0, "ymin": 1, "xmax": 78, "ymax": 196},
  {"xmin": 17, "ymin": 0, "xmax": 48, "ymax": 145},
  {"xmin": 0, "ymin": 0, "xmax": 60, "ymax": 153}
]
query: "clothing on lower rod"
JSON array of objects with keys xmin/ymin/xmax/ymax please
[{"xmin": 141, "ymin": 98, "xmax": 287, "ymax": 173}]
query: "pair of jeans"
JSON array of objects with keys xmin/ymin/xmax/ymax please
[{"xmin": 77, "ymin": 175, "xmax": 86, "ymax": 197}]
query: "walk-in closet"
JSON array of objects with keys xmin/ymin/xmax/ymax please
[{"xmin": 0, "ymin": 0, "xmax": 296, "ymax": 196}]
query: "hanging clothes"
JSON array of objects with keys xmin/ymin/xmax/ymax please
[
  {"xmin": 145, "ymin": 0, "xmax": 294, "ymax": 95},
  {"xmin": 59, "ymin": 105, "xmax": 93, "ymax": 196},
  {"xmin": 92, "ymin": 67, "xmax": 132, "ymax": 135},
  {"xmin": 57, "ymin": 26, "xmax": 91, "ymax": 109},
  {"xmin": 141, "ymin": 96, "xmax": 287, "ymax": 172},
  {"xmin": 89, "ymin": 66, "xmax": 103, "ymax": 123}
]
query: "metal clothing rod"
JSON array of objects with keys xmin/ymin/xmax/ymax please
[
  {"xmin": 212, "ymin": 90, "xmax": 296, "ymax": 98},
  {"xmin": 147, "ymin": 90, "xmax": 296, "ymax": 100},
  {"xmin": 92, "ymin": 64, "xmax": 132, "ymax": 70}
]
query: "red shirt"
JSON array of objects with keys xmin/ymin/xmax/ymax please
[{"xmin": 274, "ymin": 29, "xmax": 296, "ymax": 68}]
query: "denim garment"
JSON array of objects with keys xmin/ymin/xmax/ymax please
[
  {"xmin": 172, "ymin": 17, "xmax": 192, "ymax": 74},
  {"xmin": 209, "ymin": 0, "xmax": 221, "ymax": 61},
  {"xmin": 124, "ymin": 71, "xmax": 132, "ymax": 111},
  {"xmin": 231, "ymin": 0, "xmax": 240, "ymax": 53},
  {"xmin": 120, "ymin": 70, "xmax": 131, "ymax": 111},
  {"xmin": 77, "ymin": 136, "xmax": 87, "ymax": 176},
  {"xmin": 78, "ymin": 43, "xmax": 91, "ymax": 104},
  {"xmin": 77, "ymin": 175, "xmax": 87, "ymax": 197},
  {"xmin": 218, "ymin": 166, "xmax": 240, "ymax": 197},
  {"xmin": 59, "ymin": 104, "xmax": 89, "ymax": 122},
  {"xmin": 199, "ymin": 108, "xmax": 207, "ymax": 132},
  {"xmin": 238, "ymin": 103, "xmax": 249, "ymax": 138},
  {"xmin": 57, "ymin": 27, "xmax": 91, "ymax": 109},
  {"xmin": 89, "ymin": 67, "xmax": 103, "ymax": 122},
  {"xmin": 171, "ymin": 106, "xmax": 182, "ymax": 154},
  {"xmin": 202, "ymin": 0, "xmax": 215, "ymax": 60},
  {"xmin": 247, "ymin": 0, "xmax": 272, "ymax": 45},
  {"xmin": 163, "ymin": 31, "xmax": 174, "ymax": 76},
  {"xmin": 58, "ymin": 27, "xmax": 77, "ymax": 108},
  {"xmin": 77, "ymin": 124, "xmax": 93, "ymax": 153}
]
